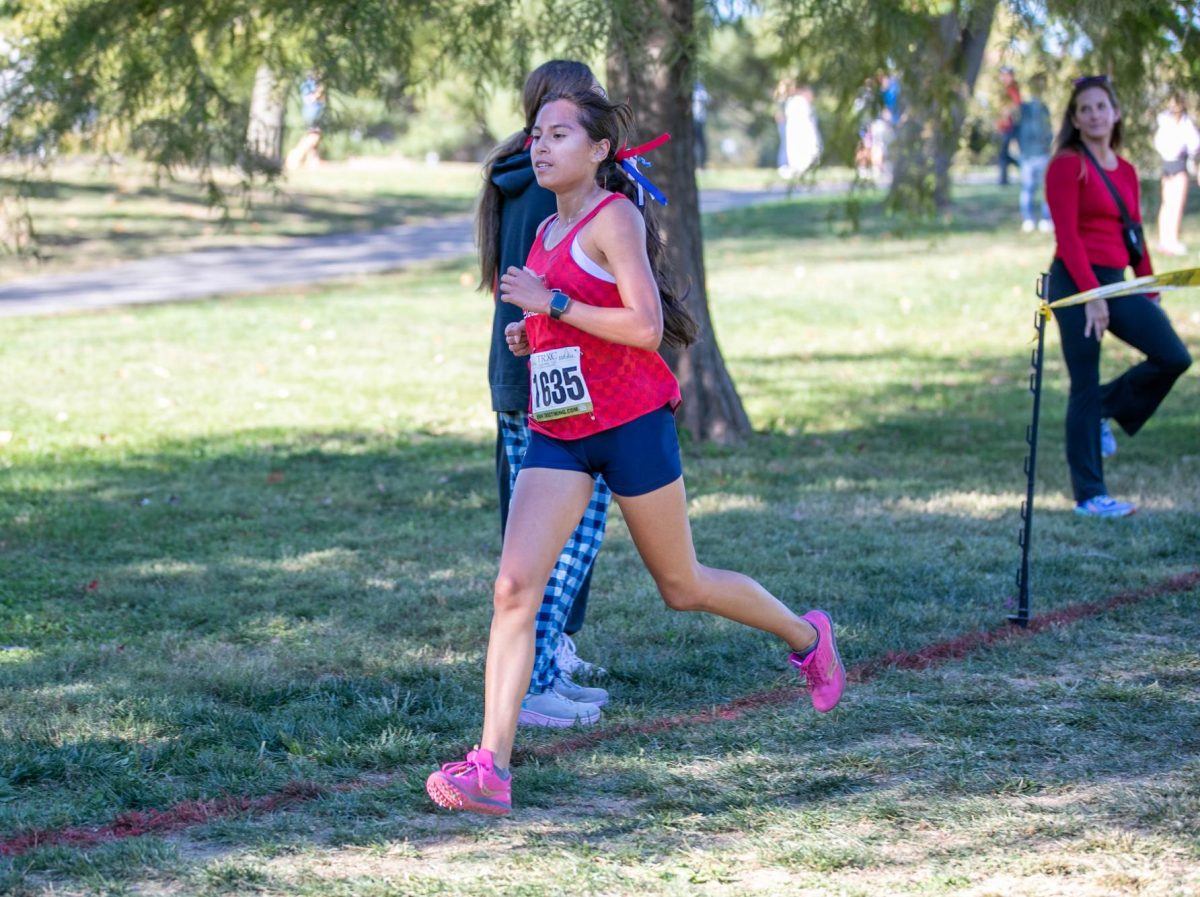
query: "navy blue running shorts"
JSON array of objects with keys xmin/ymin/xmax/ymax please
[{"xmin": 522, "ymin": 405, "xmax": 682, "ymax": 497}]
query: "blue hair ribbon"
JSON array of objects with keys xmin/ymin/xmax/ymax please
[{"xmin": 616, "ymin": 133, "xmax": 671, "ymax": 207}]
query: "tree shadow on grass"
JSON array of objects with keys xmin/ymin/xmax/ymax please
[
  {"xmin": 0, "ymin": 341, "xmax": 1195, "ymax": 865},
  {"xmin": 351, "ymin": 601, "xmax": 1198, "ymax": 879},
  {"xmin": 11, "ymin": 595, "xmax": 1189, "ymax": 892},
  {"xmin": 2, "ymin": 173, "xmax": 473, "ymax": 273},
  {"xmin": 0, "ymin": 429, "xmax": 497, "ymax": 639}
]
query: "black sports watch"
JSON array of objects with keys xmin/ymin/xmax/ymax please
[{"xmin": 548, "ymin": 289, "xmax": 572, "ymax": 320}]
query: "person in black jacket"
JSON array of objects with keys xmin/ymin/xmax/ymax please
[{"xmin": 475, "ymin": 60, "xmax": 612, "ymax": 728}]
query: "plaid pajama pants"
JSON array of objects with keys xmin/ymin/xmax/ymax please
[{"xmin": 498, "ymin": 411, "xmax": 610, "ymax": 693}]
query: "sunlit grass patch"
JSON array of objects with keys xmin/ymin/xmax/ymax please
[{"xmin": 0, "ymin": 186, "xmax": 1197, "ymax": 895}]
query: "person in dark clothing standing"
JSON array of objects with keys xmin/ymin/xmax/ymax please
[
  {"xmin": 476, "ymin": 60, "xmax": 612, "ymax": 727},
  {"xmin": 996, "ymin": 66, "xmax": 1021, "ymax": 186},
  {"xmin": 1044, "ymin": 75, "xmax": 1192, "ymax": 518}
]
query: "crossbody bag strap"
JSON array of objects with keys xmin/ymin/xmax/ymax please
[{"xmin": 1079, "ymin": 143, "xmax": 1135, "ymax": 228}]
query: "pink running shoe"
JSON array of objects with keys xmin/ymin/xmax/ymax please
[
  {"xmin": 789, "ymin": 609, "xmax": 846, "ymax": 713},
  {"xmin": 425, "ymin": 747, "xmax": 511, "ymax": 816}
]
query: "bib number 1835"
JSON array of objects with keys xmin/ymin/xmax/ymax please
[{"xmin": 530, "ymin": 346, "xmax": 593, "ymax": 422}]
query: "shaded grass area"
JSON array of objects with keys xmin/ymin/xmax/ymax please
[
  {"xmin": 2, "ymin": 159, "xmax": 822, "ymax": 283},
  {"xmin": 0, "ymin": 187, "xmax": 1197, "ymax": 894},
  {"xmin": 0, "ymin": 158, "xmax": 481, "ymax": 280},
  {"xmin": 7, "ymin": 155, "xmax": 1200, "ymax": 284},
  {"xmin": 7, "ymin": 591, "xmax": 1196, "ymax": 896}
]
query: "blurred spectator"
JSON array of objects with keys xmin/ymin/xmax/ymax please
[
  {"xmin": 853, "ymin": 71, "xmax": 896, "ymax": 184},
  {"xmin": 692, "ymin": 81, "xmax": 710, "ymax": 168},
  {"xmin": 996, "ymin": 66, "xmax": 1021, "ymax": 186},
  {"xmin": 1044, "ymin": 75, "xmax": 1192, "ymax": 518},
  {"xmin": 1016, "ymin": 75, "xmax": 1053, "ymax": 233},
  {"xmin": 853, "ymin": 77, "xmax": 876, "ymax": 178},
  {"xmin": 776, "ymin": 80, "xmax": 821, "ymax": 179},
  {"xmin": 1153, "ymin": 94, "xmax": 1200, "ymax": 255},
  {"xmin": 880, "ymin": 72, "xmax": 900, "ymax": 124},
  {"xmin": 285, "ymin": 74, "xmax": 326, "ymax": 171}
]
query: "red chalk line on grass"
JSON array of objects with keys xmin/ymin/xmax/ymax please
[
  {"xmin": 3, "ymin": 569, "xmax": 1197, "ymax": 858},
  {"xmin": 850, "ymin": 567, "xmax": 1200, "ymax": 680},
  {"xmin": 0, "ymin": 781, "xmax": 367, "ymax": 858},
  {"xmin": 525, "ymin": 569, "xmax": 1200, "ymax": 760}
]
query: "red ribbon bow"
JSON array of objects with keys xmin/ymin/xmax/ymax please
[{"xmin": 616, "ymin": 133, "xmax": 671, "ymax": 161}]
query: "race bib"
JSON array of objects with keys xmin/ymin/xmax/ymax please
[{"xmin": 530, "ymin": 346, "xmax": 593, "ymax": 422}]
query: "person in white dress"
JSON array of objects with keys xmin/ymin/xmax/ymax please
[
  {"xmin": 777, "ymin": 81, "xmax": 821, "ymax": 179},
  {"xmin": 1153, "ymin": 95, "xmax": 1200, "ymax": 255}
]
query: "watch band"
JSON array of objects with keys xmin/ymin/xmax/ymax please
[{"xmin": 549, "ymin": 289, "xmax": 571, "ymax": 320}]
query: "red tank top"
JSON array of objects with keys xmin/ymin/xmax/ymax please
[{"xmin": 524, "ymin": 192, "xmax": 681, "ymax": 440}]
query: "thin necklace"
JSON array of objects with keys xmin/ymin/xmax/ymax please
[{"xmin": 555, "ymin": 188, "xmax": 601, "ymax": 240}]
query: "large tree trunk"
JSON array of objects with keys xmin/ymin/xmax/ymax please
[
  {"xmin": 608, "ymin": 0, "xmax": 751, "ymax": 443},
  {"xmin": 245, "ymin": 64, "xmax": 285, "ymax": 174},
  {"xmin": 889, "ymin": 0, "xmax": 998, "ymax": 212}
]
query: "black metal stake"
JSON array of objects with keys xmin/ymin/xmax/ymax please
[{"xmin": 1012, "ymin": 273, "xmax": 1048, "ymax": 627}]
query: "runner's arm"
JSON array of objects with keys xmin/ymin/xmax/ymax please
[{"xmin": 498, "ymin": 202, "xmax": 664, "ymax": 350}]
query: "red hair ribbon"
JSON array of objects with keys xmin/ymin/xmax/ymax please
[
  {"xmin": 615, "ymin": 132, "xmax": 671, "ymax": 206},
  {"xmin": 615, "ymin": 132, "xmax": 671, "ymax": 161}
]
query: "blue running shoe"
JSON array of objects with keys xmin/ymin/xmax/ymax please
[
  {"xmin": 1100, "ymin": 419, "xmax": 1117, "ymax": 459},
  {"xmin": 1074, "ymin": 495, "xmax": 1136, "ymax": 518}
]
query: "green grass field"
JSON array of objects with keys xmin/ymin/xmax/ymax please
[
  {"xmin": 0, "ymin": 183, "xmax": 1197, "ymax": 896},
  {"xmin": 0, "ymin": 157, "xmax": 482, "ymax": 281},
  {"xmin": 0, "ymin": 158, "xmax": 803, "ymax": 282}
]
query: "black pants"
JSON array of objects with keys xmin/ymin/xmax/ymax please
[
  {"xmin": 496, "ymin": 428, "xmax": 591, "ymax": 634},
  {"xmin": 1048, "ymin": 259, "xmax": 1192, "ymax": 502}
]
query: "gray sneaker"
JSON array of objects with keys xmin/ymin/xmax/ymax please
[
  {"xmin": 518, "ymin": 689, "xmax": 601, "ymax": 728},
  {"xmin": 551, "ymin": 673, "xmax": 609, "ymax": 707}
]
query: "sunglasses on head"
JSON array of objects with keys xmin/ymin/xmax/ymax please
[{"xmin": 1073, "ymin": 74, "xmax": 1110, "ymax": 88}]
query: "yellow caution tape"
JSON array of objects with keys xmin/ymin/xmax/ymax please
[{"xmin": 1044, "ymin": 266, "xmax": 1200, "ymax": 310}]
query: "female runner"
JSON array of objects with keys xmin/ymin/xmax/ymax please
[
  {"xmin": 478, "ymin": 59, "xmax": 613, "ymax": 728},
  {"xmin": 426, "ymin": 86, "xmax": 846, "ymax": 815}
]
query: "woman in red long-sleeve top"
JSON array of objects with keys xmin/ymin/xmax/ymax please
[{"xmin": 1045, "ymin": 76, "xmax": 1192, "ymax": 518}]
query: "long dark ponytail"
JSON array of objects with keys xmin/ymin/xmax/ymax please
[
  {"xmin": 539, "ymin": 88, "xmax": 698, "ymax": 349},
  {"xmin": 476, "ymin": 60, "xmax": 599, "ymax": 292}
]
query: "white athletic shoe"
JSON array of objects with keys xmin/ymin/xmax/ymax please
[
  {"xmin": 555, "ymin": 634, "xmax": 607, "ymax": 681},
  {"xmin": 552, "ymin": 673, "xmax": 608, "ymax": 707},
  {"xmin": 1037, "ymin": 219, "xmax": 1053, "ymax": 233},
  {"xmin": 518, "ymin": 689, "xmax": 601, "ymax": 728},
  {"xmin": 1021, "ymin": 219, "xmax": 1035, "ymax": 233}
]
